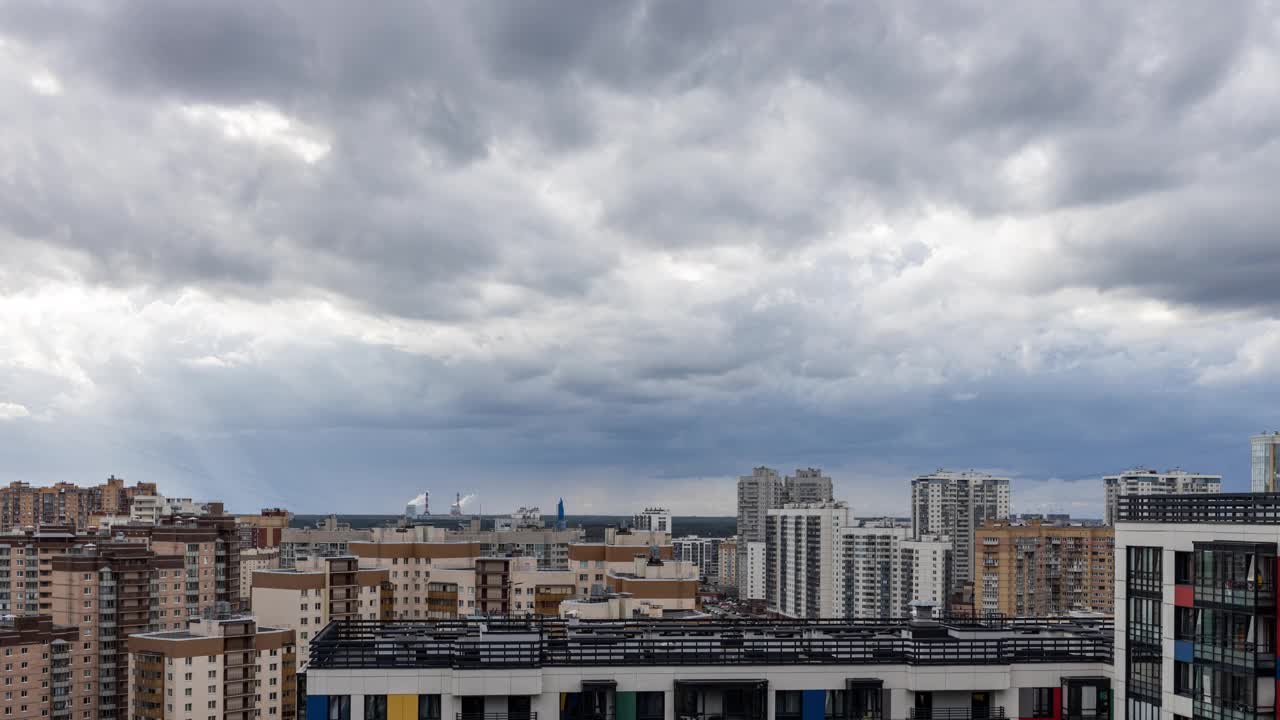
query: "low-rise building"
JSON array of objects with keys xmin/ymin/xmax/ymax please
[{"xmin": 127, "ymin": 616, "xmax": 297, "ymax": 720}]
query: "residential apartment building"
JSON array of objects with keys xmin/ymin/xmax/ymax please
[
  {"xmin": 671, "ymin": 536, "xmax": 723, "ymax": 583},
  {"xmin": 834, "ymin": 525, "xmax": 951, "ymax": 619},
  {"xmin": 279, "ymin": 517, "xmax": 372, "ymax": 570},
  {"xmin": 632, "ymin": 508, "xmax": 672, "ymax": 534},
  {"xmin": 566, "ymin": 529, "xmax": 698, "ymax": 616},
  {"xmin": 250, "ymin": 557, "xmax": 389, "ymax": 657},
  {"xmin": 235, "ymin": 509, "xmax": 290, "ymax": 550},
  {"xmin": 1251, "ymin": 432, "xmax": 1280, "ymax": 492},
  {"xmin": 836, "ymin": 524, "xmax": 913, "ymax": 618},
  {"xmin": 238, "ymin": 548, "xmax": 280, "ymax": 604},
  {"xmin": 0, "ymin": 477, "xmax": 157, "ymax": 531},
  {"xmin": 1102, "ymin": 468, "xmax": 1222, "ymax": 525},
  {"xmin": 765, "ymin": 502, "xmax": 848, "ymax": 618},
  {"xmin": 1114, "ymin": 492, "xmax": 1280, "ymax": 720},
  {"xmin": 903, "ymin": 535, "xmax": 952, "ymax": 610},
  {"xmin": 911, "ymin": 470, "xmax": 1010, "ymax": 600},
  {"xmin": 49, "ymin": 543, "xmax": 183, "ymax": 720},
  {"xmin": 304, "ymin": 614, "xmax": 1114, "ymax": 720},
  {"xmin": 736, "ymin": 467, "xmax": 834, "ymax": 598},
  {"xmin": 0, "ymin": 529, "xmax": 83, "ymax": 614},
  {"xmin": 744, "ymin": 541, "xmax": 766, "ymax": 600},
  {"xmin": 0, "ymin": 615, "xmax": 77, "ymax": 720},
  {"xmin": 119, "ymin": 515, "xmax": 243, "ymax": 614},
  {"xmin": 716, "ymin": 539, "xmax": 737, "ymax": 589},
  {"xmin": 975, "ymin": 520, "xmax": 1114, "ymax": 617},
  {"xmin": 127, "ymin": 616, "xmax": 296, "ymax": 720}
]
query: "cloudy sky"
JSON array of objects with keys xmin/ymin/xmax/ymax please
[{"xmin": 2, "ymin": 2, "xmax": 1278, "ymax": 517}]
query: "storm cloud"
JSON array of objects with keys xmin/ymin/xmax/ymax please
[{"xmin": 1, "ymin": 1, "xmax": 1278, "ymax": 515}]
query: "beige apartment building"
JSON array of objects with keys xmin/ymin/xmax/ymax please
[
  {"xmin": 238, "ymin": 549, "xmax": 280, "ymax": 600},
  {"xmin": 0, "ymin": 477, "xmax": 157, "ymax": 531},
  {"xmin": 120, "ymin": 516, "xmax": 243, "ymax": 613},
  {"xmin": 0, "ymin": 615, "xmax": 77, "ymax": 720},
  {"xmin": 127, "ymin": 616, "xmax": 296, "ymax": 720},
  {"xmin": 567, "ymin": 529, "xmax": 699, "ymax": 615},
  {"xmin": 250, "ymin": 557, "xmax": 389, "ymax": 653},
  {"xmin": 0, "ymin": 529, "xmax": 85, "ymax": 615},
  {"xmin": 974, "ymin": 519, "xmax": 1114, "ymax": 617}
]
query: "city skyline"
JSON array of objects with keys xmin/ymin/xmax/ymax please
[{"xmin": 3, "ymin": 3, "xmax": 1279, "ymax": 516}]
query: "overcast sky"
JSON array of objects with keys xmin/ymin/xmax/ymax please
[{"xmin": 2, "ymin": 2, "xmax": 1278, "ymax": 517}]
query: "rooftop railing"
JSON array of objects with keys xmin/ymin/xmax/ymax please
[
  {"xmin": 307, "ymin": 618, "xmax": 1112, "ymax": 670},
  {"xmin": 1119, "ymin": 493, "xmax": 1280, "ymax": 524}
]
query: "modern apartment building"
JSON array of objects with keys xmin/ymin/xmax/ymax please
[
  {"xmin": 250, "ymin": 557, "xmax": 389, "ymax": 657},
  {"xmin": 744, "ymin": 541, "xmax": 766, "ymax": 600},
  {"xmin": 1102, "ymin": 468, "xmax": 1222, "ymax": 525},
  {"xmin": 304, "ymin": 614, "xmax": 1114, "ymax": 720},
  {"xmin": 671, "ymin": 536, "xmax": 723, "ymax": 583},
  {"xmin": 833, "ymin": 524, "xmax": 952, "ymax": 618},
  {"xmin": 1251, "ymin": 433, "xmax": 1280, "ymax": 492},
  {"xmin": 903, "ymin": 535, "xmax": 952, "ymax": 610},
  {"xmin": 974, "ymin": 520, "xmax": 1114, "ymax": 617},
  {"xmin": 127, "ymin": 616, "xmax": 297, "ymax": 720},
  {"xmin": 765, "ymin": 502, "xmax": 848, "ymax": 618},
  {"xmin": 911, "ymin": 470, "xmax": 1010, "ymax": 600},
  {"xmin": 1114, "ymin": 492, "xmax": 1280, "ymax": 720},
  {"xmin": 836, "ymin": 525, "xmax": 913, "ymax": 618},
  {"xmin": 279, "ymin": 517, "xmax": 372, "ymax": 570},
  {"xmin": 632, "ymin": 508, "xmax": 672, "ymax": 534},
  {"xmin": 0, "ymin": 477, "xmax": 157, "ymax": 531},
  {"xmin": 0, "ymin": 615, "xmax": 77, "ymax": 720},
  {"xmin": 736, "ymin": 467, "xmax": 834, "ymax": 598}
]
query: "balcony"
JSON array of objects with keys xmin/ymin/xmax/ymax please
[{"xmin": 909, "ymin": 709, "xmax": 1007, "ymax": 720}]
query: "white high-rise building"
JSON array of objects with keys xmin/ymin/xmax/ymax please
[
  {"xmin": 744, "ymin": 541, "xmax": 767, "ymax": 600},
  {"xmin": 1252, "ymin": 433, "xmax": 1280, "ymax": 492},
  {"xmin": 632, "ymin": 507, "xmax": 672, "ymax": 534},
  {"xmin": 836, "ymin": 524, "xmax": 954, "ymax": 618},
  {"xmin": 672, "ymin": 535, "xmax": 723, "ymax": 582},
  {"xmin": 736, "ymin": 466, "xmax": 834, "ymax": 596},
  {"xmin": 765, "ymin": 502, "xmax": 848, "ymax": 618},
  {"xmin": 1102, "ymin": 468, "xmax": 1222, "ymax": 524},
  {"xmin": 903, "ymin": 535, "xmax": 952, "ymax": 609},
  {"xmin": 837, "ymin": 524, "xmax": 913, "ymax": 618},
  {"xmin": 911, "ymin": 470, "xmax": 1009, "ymax": 599}
]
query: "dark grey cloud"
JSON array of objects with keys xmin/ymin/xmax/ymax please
[{"xmin": 1, "ymin": 0, "xmax": 1278, "ymax": 513}]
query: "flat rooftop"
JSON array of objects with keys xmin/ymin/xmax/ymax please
[{"xmin": 308, "ymin": 616, "xmax": 1113, "ymax": 671}]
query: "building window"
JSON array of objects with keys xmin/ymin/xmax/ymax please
[
  {"xmin": 1174, "ymin": 661, "xmax": 1193, "ymax": 697},
  {"xmin": 1174, "ymin": 607, "xmax": 1196, "ymax": 641},
  {"xmin": 417, "ymin": 696, "xmax": 441, "ymax": 720},
  {"xmin": 364, "ymin": 695, "xmax": 387, "ymax": 720},
  {"xmin": 775, "ymin": 692, "xmax": 802, "ymax": 720},
  {"xmin": 1174, "ymin": 551, "xmax": 1193, "ymax": 584},
  {"xmin": 327, "ymin": 696, "xmax": 350, "ymax": 720}
]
